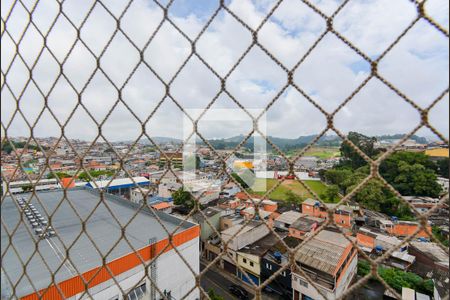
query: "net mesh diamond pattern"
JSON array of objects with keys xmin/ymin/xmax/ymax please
[{"xmin": 1, "ymin": 0, "xmax": 448, "ymax": 299}]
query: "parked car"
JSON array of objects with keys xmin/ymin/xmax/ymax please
[{"xmin": 228, "ymin": 284, "xmax": 249, "ymax": 299}]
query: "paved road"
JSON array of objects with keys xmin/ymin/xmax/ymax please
[{"xmin": 200, "ymin": 262, "xmax": 254, "ymax": 300}]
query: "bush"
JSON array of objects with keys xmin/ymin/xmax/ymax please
[
  {"xmin": 208, "ymin": 289, "xmax": 224, "ymax": 300},
  {"xmin": 357, "ymin": 260, "xmax": 434, "ymax": 296}
]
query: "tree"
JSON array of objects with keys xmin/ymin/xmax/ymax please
[
  {"xmin": 22, "ymin": 184, "xmax": 33, "ymax": 192},
  {"xmin": 340, "ymin": 132, "xmax": 380, "ymax": 169},
  {"xmin": 323, "ymin": 168, "xmax": 366, "ymax": 195},
  {"xmin": 284, "ymin": 190, "xmax": 302, "ymax": 207},
  {"xmin": 172, "ymin": 188, "xmax": 194, "ymax": 209},
  {"xmin": 392, "ymin": 162, "xmax": 442, "ymax": 197},
  {"xmin": 321, "ymin": 185, "xmax": 340, "ymax": 203},
  {"xmin": 432, "ymin": 226, "xmax": 450, "ymax": 247},
  {"xmin": 350, "ymin": 179, "xmax": 413, "ymax": 219},
  {"xmin": 324, "ymin": 168, "xmax": 353, "ymax": 186},
  {"xmin": 380, "ymin": 151, "xmax": 437, "ymax": 182},
  {"xmin": 436, "ymin": 158, "xmax": 449, "ymax": 178},
  {"xmin": 47, "ymin": 172, "xmax": 71, "ymax": 179},
  {"xmin": 77, "ymin": 170, "xmax": 114, "ymax": 181},
  {"xmin": 379, "ymin": 151, "xmax": 442, "ymax": 198},
  {"xmin": 358, "ymin": 260, "xmax": 434, "ymax": 296}
]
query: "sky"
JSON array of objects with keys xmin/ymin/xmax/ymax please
[{"xmin": 1, "ymin": 0, "xmax": 448, "ymax": 142}]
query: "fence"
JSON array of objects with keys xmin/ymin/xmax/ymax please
[{"xmin": 1, "ymin": 0, "xmax": 449, "ymax": 299}]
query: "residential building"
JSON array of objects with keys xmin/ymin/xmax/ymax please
[
  {"xmin": 261, "ymin": 237, "xmax": 300, "ymax": 298},
  {"xmin": 289, "ymin": 215, "xmax": 325, "ymax": 240},
  {"xmin": 356, "ymin": 227, "xmax": 415, "ymax": 270},
  {"xmin": 292, "ymin": 230, "xmax": 357, "ymax": 300},
  {"xmin": 301, "ymin": 199, "xmax": 356, "ymax": 232},
  {"xmin": 219, "ymin": 221, "xmax": 271, "ymax": 275},
  {"xmin": 274, "ymin": 211, "xmax": 303, "ymax": 231},
  {"xmin": 381, "ymin": 220, "xmax": 432, "ymax": 239},
  {"xmin": 191, "ymin": 207, "xmax": 226, "ymax": 252},
  {"xmin": 409, "ymin": 241, "xmax": 449, "ymax": 299},
  {"xmin": 236, "ymin": 232, "xmax": 285, "ymax": 286}
]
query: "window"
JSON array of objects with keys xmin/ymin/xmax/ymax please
[
  {"xmin": 250, "ymin": 261, "xmax": 254, "ymax": 267},
  {"xmin": 281, "ymin": 271, "xmax": 286, "ymax": 277},
  {"xmin": 125, "ymin": 283, "xmax": 146, "ymax": 300},
  {"xmin": 298, "ymin": 278, "xmax": 308, "ymax": 288},
  {"xmin": 266, "ymin": 263, "xmax": 272, "ymax": 270},
  {"xmin": 243, "ymin": 258, "xmax": 247, "ymax": 263}
]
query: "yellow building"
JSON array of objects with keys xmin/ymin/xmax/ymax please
[
  {"xmin": 233, "ymin": 160, "xmax": 254, "ymax": 169},
  {"xmin": 236, "ymin": 251, "xmax": 261, "ymax": 285},
  {"xmin": 425, "ymin": 148, "xmax": 449, "ymax": 158}
]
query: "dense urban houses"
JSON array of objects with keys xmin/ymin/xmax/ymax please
[{"xmin": 301, "ymin": 199, "xmax": 359, "ymax": 234}]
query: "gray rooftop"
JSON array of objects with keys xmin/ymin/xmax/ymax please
[
  {"xmin": 239, "ymin": 232, "xmax": 287, "ymax": 256},
  {"xmin": 295, "ymin": 230, "xmax": 351, "ymax": 275},
  {"xmin": 275, "ymin": 211, "xmax": 303, "ymax": 225},
  {"xmin": 290, "ymin": 216, "xmax": 323, "ymax": 231},
  {"xmin": 1, "ymin": 188, "xmax": 195, "ymax": 298},
  {"xmin": 192, "ymin": 207, "xmax": 222, "ymax": 223}
]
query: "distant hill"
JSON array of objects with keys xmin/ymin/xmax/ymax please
[
  {"xmin": 202, "ymin": 134, "xmax": 342, "ymax": 151},
  {"xmin": 136, "ymin": 133, "xmax": 429, "ymax": 150},
  {"xmin": 140, "ymin": 137, "xmax": 183, "ymax": 144}
]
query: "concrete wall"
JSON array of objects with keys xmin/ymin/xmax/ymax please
[
  {"xmin": 237, "ymin": 252, "xmax": 260, "ymax": 277},
  {"xmin": 72, "ymin": 237, "xmax": 200, "ymax": 300},
  {"xmin": 200, "ymin": 213, "xmax": 221, "ymax": 241},
  {"xmin": 222, "ymin": 225, "xmax": 270, "ymax": 251}
]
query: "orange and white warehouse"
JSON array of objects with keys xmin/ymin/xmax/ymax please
[{"xmin": 1, "ymin": 188, "xmax": 200, "ymax": 300}]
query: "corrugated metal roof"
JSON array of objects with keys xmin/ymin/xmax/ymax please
[
  {"xmin": 275, "ymin": 211, "xmax": 303, "ymax": 224},
  {"xmin": 1, "ymin": 188, "xmax": 195, "ymax": 298},
  {"xmin": 294, "ymin": 230, "xmax": 350, "ymax": 275}
]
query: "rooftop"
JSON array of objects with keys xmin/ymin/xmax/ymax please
[
  {"xmin": 1, "ymin": 188, "xmax": 196, "ymax": 298},
  {"xmin": 86, "ymin": 176, "xmax": 150, "ymax": 189},
  {"xmin": 241, "ymin": 207, "xmax": 272, "ymax": 219},
  {"xmin": 239, "ymin": 232, "xmax": 287, "ymax": 256},
  {"xmin": 302, "ymin": 198, "xmax": 320, "ymax": 206},
  {"xmin": 410, "ymin": 242, "xmax": 449, "ymax": 267},
  {"xmin": 192, "ymin": 207, "xmax": 222, "ymax": 223},
  {"xmin": 295, "ymin": 230, "xmax": 352, "ymax": 275},
  {"xmin": 221, "ymin": 220, "xmax": 264, "ymax": 239},
  {"xmin": 290, "ymin": 216, "xmax": 323, "ymax": 232},
  {"xmin": 275, "ymin": 211, "xmax": 303, "ymax": 225}
]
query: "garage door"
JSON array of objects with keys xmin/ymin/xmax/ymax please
[{"xmin": 237, "ymin": 269, "xmax": 259, "ymax": 286}]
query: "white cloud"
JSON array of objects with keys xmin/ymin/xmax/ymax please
[{"xmin": 1, "ymin": 0, "xmax": 448, "ymax": 142}]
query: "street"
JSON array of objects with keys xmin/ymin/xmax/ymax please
[
  {"xmin": 200, "ymin": 261, "xmax": 283, "ymax": 300},
  {"xmin": 200, "ymin": 261, "xmax": 253, "ymax": 299}
]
